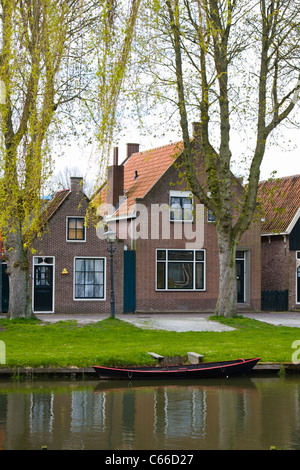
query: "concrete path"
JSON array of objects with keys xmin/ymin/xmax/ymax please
[{"xmin": 19, "ymin": 311, "xmax": 300, "ymax": 332}]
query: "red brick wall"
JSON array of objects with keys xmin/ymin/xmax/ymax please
[
  {"xmin": 121, "ymin": 161, "xmax": 261, "ymax": 312},
  {"xmin": 30, "ymin": 190, "xmax": 124, "ymax": 314},
  {"xmin": 261, "ymin": 235, "xmax": 297, "ymax": 309}
]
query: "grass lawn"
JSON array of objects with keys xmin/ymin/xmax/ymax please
[{"xmin": 0, "ymin": 315, "xmax": 299, "ymax": 368}]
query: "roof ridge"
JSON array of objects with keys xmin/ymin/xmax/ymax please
[
  {"xmin": 259, "ymin": 174, "xmax": 300, "ymax": 185},
  {"xmin": 123, "ymin": 140, "xmax": 183, "ymax": 166}
]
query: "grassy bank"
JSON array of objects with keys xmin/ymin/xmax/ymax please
[{"xmin": 0, "ymin": 315, "xmax": 299, "ymax": 368}]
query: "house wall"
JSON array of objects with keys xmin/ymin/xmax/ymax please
[
  {"xmin": 261, "ymin": 234, "xmax": 297, "ymax": 309},
  {"xmin": 30, "ymin": 188, "xmax": 124, "ymax": 315},
  {"xmin": 122, "ymin": 160, "xmax": 261, "ymax": 313}
]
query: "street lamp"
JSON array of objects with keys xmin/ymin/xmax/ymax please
[{"xmin": 104, "ymin": 230, "xmax": 117, "ymax": 319}]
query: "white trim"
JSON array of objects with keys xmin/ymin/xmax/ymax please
[
  {"xmin": 32, "ymin": 256, "xmax": 55, "ymax": 314},
  {"xmin": 66, "ymin": 216, "xmax": 86, "ymax": 242},
  {"xmin": 73, "ymin": 256, "xmax": 106, "ymax": 301},
  {"xmin": 296, "ymin": 251, "xmax": 300, "ymax": 305},
  {"xmin": 155, "ymin": 248, "xmax": 206, "ymax": 292},
  {"xmin": 286, "ymin": 207, "xmax": 300, "ymax": 234}
]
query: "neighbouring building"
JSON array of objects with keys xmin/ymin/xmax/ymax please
[{"xmin": 259, "ymin": 175, "xmax": 300, "ymax": 311}]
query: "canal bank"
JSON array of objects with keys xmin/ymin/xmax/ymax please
[{"xmin": 0, "ymin": 361, "xmax": 299, "ymax": 379}]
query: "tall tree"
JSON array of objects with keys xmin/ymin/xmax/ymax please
[
  {"xmin": 136, "ymin": 0, "xmax": 300, "ymax": 317},
  {"xmin": 0, "ymin": 0, "xmax": 99, "ymax": 318}
]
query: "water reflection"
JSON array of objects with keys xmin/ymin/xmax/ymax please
[{"xmin": 0, "ymin": 376, "xmax": 300, "ymax": 450}]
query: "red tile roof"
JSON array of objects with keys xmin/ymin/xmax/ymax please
[
  {"xmin": 95, "ymin": 141, "xmax": 184, "ymax": 217},
  {"xmin": 258, "ymin": 175, "xmax": 300, "ymax": 234},
  {"xmin": 40, "ymin": 189, "xmax": 70, "ymax": 225}
]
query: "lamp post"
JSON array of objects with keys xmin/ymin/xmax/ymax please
[{"xmin": 105, "ymin": 230, "xmax": 117, "ymax": 319}]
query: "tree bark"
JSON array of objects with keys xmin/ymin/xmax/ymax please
[
  {"xmin": 215, "ymin": 227, "xmax": 237, "ymax": 317},
  {"xmin": 3, "ymin": 219, "xmax": 34, "ymax": 319}
]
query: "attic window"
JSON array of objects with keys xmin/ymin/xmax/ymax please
[
  {"xmin": 67, "ymin": 217, "xmax": 86, "ymax": 242},
  {"xmin": 170, "ymin": 191, "xmax": 193, "ymax": 222}
]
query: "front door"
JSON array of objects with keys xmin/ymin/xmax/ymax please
[
  {"xmin": 297, "ymin": 266, "xmax": 300, "ymax": 305},
  {"xmin": 33, "ymin": 257, "xmax": 54, "ymax": 312},
  {"xmin": 123, "ymin": 250, "xmax": 136, "ymax": 313},
  {"xmin": 236, "ymin": 252, "xmax": 245, "ymax": 303}
]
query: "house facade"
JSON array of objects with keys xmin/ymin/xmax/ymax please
[
  {"xmin": 259, "ymin": 175, "xmax": 300, "ymax": 310},
  {"xmin": 28, "ymin": 177, "xmax": 124, "ymax": 315},
  {"xmin": 94, "ymin": 126, "xmax": 262, "ymax": 313}
]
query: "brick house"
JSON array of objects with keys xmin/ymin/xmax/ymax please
[
  {"xmin": 258, "ymin": 175, "xmax": 300, "ymax": 310},
  {"xmin": 28, "ymin": 176, "xmax": 124, "ymax": 314},
  {"xmin": 93, "ymin": 126, "xmax": 261, "ymax": 313}
]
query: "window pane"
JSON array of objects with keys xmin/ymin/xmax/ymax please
[
  {"xmin": 68, "ymin": 218, "xmax": 76, "ymax": 228},
  {"xmin": 95, "ymin": 271, "xmax": 103, "ymax": 284},
  {"xmin": 75, "ymin": 272, "xmax": 84, "ymax": 285},
  {"xmin": 196, "ymin": 251, "xmax": 204, "ymax": 261},
  {"xmin": 182, "ymin": 197, "xmax": 193, "ymax": 221},
  {"xmin": 94, "ymin": 259, "xmax": 104, "ymax": 271},
  {"xmin": 168, "ymin": 262, "xmax": 193, "ymax": 289},
  {"xmin": 85, "ymin": 272, "xmax": 95, "ymax": 285},
  {"xmin": 157, "ymin": 250, "xmax": 166, "ymax": 260},
  {"xmin": 157, "ymin": 262, "xmax": 166, "ymax": 289},
  {"xmin": 68, "ymin": 228, "xmax": 77, "ymax": 239},
  {"xmin": 168, "ymin": 250, "xmax": 194, "ymax": 261},
  {"xmin": 75, "ymin": 285, "xmax": 85, "ymax": 298},
  {"xmin": 75, "ymin": 259, "xmax": 84, "ymax": 271},
  {"xmin": 76, "ymin": 228, "xmax": 84, "ymax": 240},
  {"xmin": 196, "ymin": 263, "xmax": 204, "ymax": 289},
  {"xmin": 170, "ymin": 197, "xmax": 182, "ymax": 220},
  {"xmin": 85, "ymin": 284, "xmax": 94, "ymax": 298},
  {"xmin": 94, "ymin": 285, "xmax": 104, "ymax": 299},
  {"xmin": 236, "ymin": 251, "xmax": 244, "ymax": 259},
  {"xmin": 85, "ymin": 259, "xmax": 94, "ymax": 272}
]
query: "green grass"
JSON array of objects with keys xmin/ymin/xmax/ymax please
[{"xmin": 0, "ymin": 315, "xmax": 299, "ymax": 368}]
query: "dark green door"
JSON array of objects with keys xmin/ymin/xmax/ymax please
[
  {"xmin": 34, "ymin": 265, "xmax": 53, "ymax": 312},
  {"xmin": 236, "ymin": 259, "xmax": 245, "ymax": 303},
  {"xmin": 124, "ymin": 250, "xmax": 136, "ymax": 313},
  {"xmin": 297, "ymin": 266, "xmax": 300, "ymax": 304}
]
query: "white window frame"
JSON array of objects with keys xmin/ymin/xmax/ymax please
[
  {"xmin": 169, "ymin": 190, "xmax": 194, "ymax": 222},
  {"xmin": 66, "ymin": 216, "xmax": 86, "ymax": 242},
  {"xmin": 155, "ymin": 249, "xmax": 206, "ymax": 291},
  {"xmin": 73, "ymin": 257, "xmax": 106, "ymax": 301}
]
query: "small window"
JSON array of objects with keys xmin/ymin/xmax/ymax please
[
  {"xmin": 170, "ymin": 191, "xmax": 193, "ymax": 221},
  {"xmin": 207, "ymin": 209, "xmax": 215, "ymax": 222},
  {"xmin": 67, "ymin": 217, "xmax": 85, "ymax": 241}
]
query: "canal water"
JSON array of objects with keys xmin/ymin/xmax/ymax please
[{"xmin": 1, "ymin": 375, "xmax": 300, "ymax": 450}]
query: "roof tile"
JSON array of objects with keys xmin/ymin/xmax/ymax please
[{"xmin": 258, "ymin": 175, "xmax": 300, "ymax": 233}]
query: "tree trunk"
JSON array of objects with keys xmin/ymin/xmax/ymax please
[
  {"xmin": 214, "ymin": 227, "xmax": 237, "ymax": 318},
  {"xmin": 3, "ymin": 221, "xmax": 34, "ymax": 319}
]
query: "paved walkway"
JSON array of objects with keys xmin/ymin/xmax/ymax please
[{"xmin": 24, "ymin": 311, "xmax": 300, "ymax": 332}]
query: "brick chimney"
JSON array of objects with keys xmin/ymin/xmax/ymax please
[
  {"xmin": 126, "ymin": 143, "xmax": 140, "ymax": 161},
  {"xmin": 107, "ymin": 147, "xmax": 124, "ymax": 208},
  {"xmin": 70, "ymin": 176, "xmax": 83, "ymax": 193}
]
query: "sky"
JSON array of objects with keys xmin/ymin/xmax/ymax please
[{"xmin": 52, "ymin": 121, "xmax": 299, "ymax": 193}]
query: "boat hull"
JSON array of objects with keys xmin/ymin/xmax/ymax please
[{"xmin": 93, "ymin": 357, "xmax": 261, "ymax": 380}]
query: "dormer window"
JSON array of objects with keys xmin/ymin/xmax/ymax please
[
  {"xmin": 67, "ymin": 217, "xmax": 86, "ymax": 242},
  {"xmin": 170, "ymin": 191, "xmax": 193, "ymax": 221}
]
